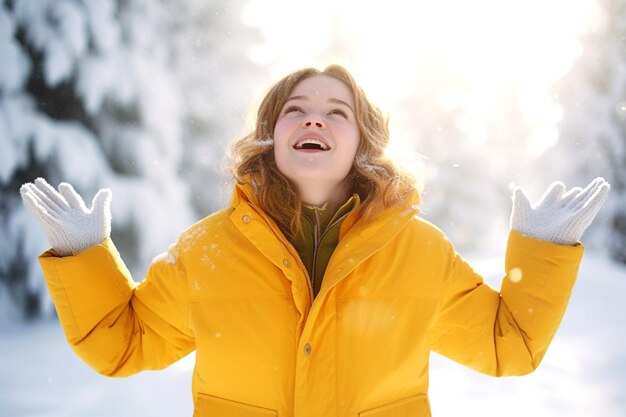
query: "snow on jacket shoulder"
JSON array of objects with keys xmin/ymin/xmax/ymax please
[{"xmin": 38, "ymin": 182, "xmax": 584, "ymax": 417}]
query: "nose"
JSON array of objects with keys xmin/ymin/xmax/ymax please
[{"xmin": 302, "ymin": 114, "xmax": 326, "ymax": 129}]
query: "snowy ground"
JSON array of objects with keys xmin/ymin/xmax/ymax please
[{"xmin": 1, "ymin": 251, "xmax": 625, "ymax": 417}]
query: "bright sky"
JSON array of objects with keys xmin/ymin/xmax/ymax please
[{"xmin": 242, "ymin": 0, "xmax": 602, "ymax": 158}]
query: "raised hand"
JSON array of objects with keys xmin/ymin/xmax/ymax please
[
  {"xmin": 20, "ymin": 178, "xmax": 112, "ymax": 256},
  {"xmin": 510, "ymin": 177, "xmax": 610, "ymax": 245}
]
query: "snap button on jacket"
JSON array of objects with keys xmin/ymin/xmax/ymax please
[{"xmin": 38, "ymin": 182, "xmax": 584, "ymax": 417}]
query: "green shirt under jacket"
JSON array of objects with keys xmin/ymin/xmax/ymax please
[{"xmin": 291, "ymin": 195, "xmax": 359, "ymax": 297}]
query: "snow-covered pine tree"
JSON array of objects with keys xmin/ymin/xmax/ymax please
[
  {"xmin": 0, "ymin": 0, "xmax": 209, "ymax": 320},
  {"xmin": 543, "ymin": 0, "xmax": 626, "ymax": 262},
  {"xmin": 167, "ymin": 1, "xmax": 263, "ymax": 215}
]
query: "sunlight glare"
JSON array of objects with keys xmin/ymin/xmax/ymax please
[
  {"xmin": 243, "ymin": 0, "xmax": 601, "ymax": 157},
  {"xmin": 616, "ymin": 101, "xmax": 626, "ymax": 119},
  {"xmin": 527, "ymin": 126, "xmax": 560, "ymax": 158}
]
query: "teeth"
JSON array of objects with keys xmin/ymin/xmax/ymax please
[{"xmin": 295, "ymin": 138, "xmax": 329, "ymax": 150}]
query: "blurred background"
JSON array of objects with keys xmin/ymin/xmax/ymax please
[{"xmin": 0, "ymin": 0, "xmax": 624, "ymax": 416}]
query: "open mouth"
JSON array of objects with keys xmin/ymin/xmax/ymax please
[{"xmin": 293, "ymin": 138, "xmax": 330, "ymax": 151}]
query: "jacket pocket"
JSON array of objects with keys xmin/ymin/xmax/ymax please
[
  {"xmin": 359, "ymin": 394, "xmax": 430, "ymax": 417},
  {"xmin": 194, "ymin": 393, "xmax": 278, "ymax": 417}
]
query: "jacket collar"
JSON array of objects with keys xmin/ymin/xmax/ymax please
[
  {"xmin": 230, "ymin": 180, "xmax": 422, "ymax": 303},
  {"xmin": 232, "ymin": 179, "xmax": 419, "ymax": 218},
  {"xmin": 231, "ymin": 179, "xmax": 262, "ymax": 210},
  {"xmin": 231, "ymin": 180, "xmax": 421, "ymax": 243}
]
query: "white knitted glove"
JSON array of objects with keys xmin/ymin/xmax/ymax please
[
  {"xmin": 510, "ymin": 177, "xmax": 610, "ymax": 245},
  {"xmin": 20, "ymin": 178, "xmax": 112, "ymax": 256}
]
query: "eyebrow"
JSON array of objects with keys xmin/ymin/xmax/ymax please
[{"xmin": 285, "ymin": 95, "xmax": 355, "ymax": 113}]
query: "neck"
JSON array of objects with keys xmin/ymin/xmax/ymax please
[{"xmin": 296, "ymin": 179, "xmax": 351, "ymax": 210}]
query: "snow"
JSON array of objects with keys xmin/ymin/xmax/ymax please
[
  {"xmin": 508, "ymin": 266, "xmax": 523, "ymax": 283},
  {"xmin": 152, "ymin": 244, "xmax": 178, "ymax": 266},
  {"xmin": 12, "ymin": 0, "xmax": 83, "ymax": 87},
  {"xmin": 0, "ymin": 252, "xmax": 624, "ymax": 416},
  {"xmin": 0, "ymin": 107, "xmax": 16, "ymax": 183},
  {"xmin": 0, "ymin": 5, "xmax": 30, "ymax": 93},
  {"xmin": 0, "ymin": 320, "xmax": 195, "ymax": 416},
  {"xmin": 355, "ymin": 153, "xmax": 386, "ymax": 174},
  {"xmin": 252, "ymin": 138, "xmax": 275, "ymax": 147}
]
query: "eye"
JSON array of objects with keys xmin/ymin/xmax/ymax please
[
  {"xmin": 284, "ymin": 105, "xmax": 304, "ymax": 114},
  {"xmin": 329, "ymin": 108, "xmax": 349, "ymax": 118}
]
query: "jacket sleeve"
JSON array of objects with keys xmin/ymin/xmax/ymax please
[
  {"xmin": 428, "ymin": 230, "xmax": 584, "ymax": 376},
  {"xmin": 38, "ymin": 237, "xmax": 195, "ymax": 377}
]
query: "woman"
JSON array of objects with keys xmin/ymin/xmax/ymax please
[{"xmin": 21, "ymin": 65, "xmax": 610, "ymax": 417}]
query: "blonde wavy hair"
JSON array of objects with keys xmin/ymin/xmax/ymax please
[{"xmin": 230, "ymin": 64, "xmax": 418, "ymax": 239}]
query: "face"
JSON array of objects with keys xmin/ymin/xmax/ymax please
[{"xmin": 273, "ymin": 75, "xmax": 360, "ymax": 192}]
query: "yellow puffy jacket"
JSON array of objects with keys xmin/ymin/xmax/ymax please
[{"xmin": 39, "ymin": 182, "xmax": 583, "ymax": 417}]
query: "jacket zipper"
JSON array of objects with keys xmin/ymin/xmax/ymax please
[
  {"xmin": 311, "ymin": 210, "xmax": 321, "ymax": 290},
  {"xmin": 310, "ymin": 208, "xmax": 351, "ymax": 295}
]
